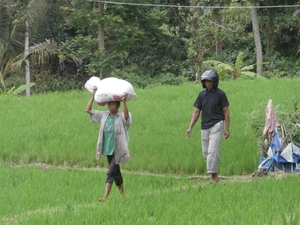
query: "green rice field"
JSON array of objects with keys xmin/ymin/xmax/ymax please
[{"xmin": 1, "ymin": 78, "xmax": 300, "ymax": 224}]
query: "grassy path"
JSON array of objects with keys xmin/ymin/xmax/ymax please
[{"xmin": 2, "ymin": 163, "xmax": 299, "ymax": 225}]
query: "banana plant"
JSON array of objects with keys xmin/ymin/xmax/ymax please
[
  {"xmin": 203, "ymin": 52, "xmax": 267, "ymax": 79},
  {"xmin": 0, "ymin": 81, "xmax": 35, "ymax": 96}
]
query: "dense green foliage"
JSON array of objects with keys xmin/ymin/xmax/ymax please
[{"xmin": 1, "ymin": 0, "xmax": 300, "ymax": 93}]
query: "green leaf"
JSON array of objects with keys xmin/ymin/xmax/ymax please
[{"xmin": 11, "ymin": 82, "xmax": 36, "ymax": 96}]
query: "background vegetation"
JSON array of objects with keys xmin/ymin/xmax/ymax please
[{"xmin": 1, "ymin": 0, "xmax": 300, "ymax": 94}]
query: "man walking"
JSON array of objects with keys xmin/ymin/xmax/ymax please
[{"xmin": 186, "ymin": 70, "xmax": 230, "ymax": 182}]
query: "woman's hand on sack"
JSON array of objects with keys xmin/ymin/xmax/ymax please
[
  {"xmin": 122, "ymin": 92, "xmax": 128, "ymax": 101},
  {"xmin": 93, "ymin": 86, "xmax": 98, "ymax": 92},
  {"xmin": 92, "ymin": 86, "xmax": 98, "ymax": 95}
]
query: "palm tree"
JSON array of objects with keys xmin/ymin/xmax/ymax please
[
  {"xmin": 1, "ymin": 0, "xmax": 51, "ymax": 96},
  {"xmin": 0, "ymin": 4, "xmax": 26, "ymax": 93},
  {"xmin": 18, "ymin": 0, "xmax": 48, "ymax": 96},
  {"xmin": 0, "ymin": 1, "xmax": 81, "ymax": 96}
]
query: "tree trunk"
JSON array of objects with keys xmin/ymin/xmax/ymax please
[
  {"xmin": 25, "ymin": 18, "xmax": 30, "ymax": 96},
  {"xmin": 266, "ymin": 9, "xmax": 271, "ymax": 53},
  {"xmin": 215, "ymin": 12, "xmax": 222, "ymax": 56},
  {"xmin": 251, "ymin": 3, "xmax": 263, "ymax": 75},
  {"xmin": 98, "ymin": 2, "xmax": 105, "ymax": 79}
]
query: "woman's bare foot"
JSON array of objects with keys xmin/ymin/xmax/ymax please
[
  {"xmin": 99, "ymin": 183, "xmax": 112, "ymax": 202},
  {"xmin": 99, "ymin": 197, "xmax": 107, "ymax": 202}
]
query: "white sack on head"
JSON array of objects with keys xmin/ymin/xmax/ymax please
[
  {"xmin": 94, "ymin": 77, "xmax": 136, "ymax": 106},
  {"xmin": 85, "ymin": 76, "xmax": 101, "ymax": 93}
]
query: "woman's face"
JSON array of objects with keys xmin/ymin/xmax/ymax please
[{"xmin": 107, "ymin": 102, "xmax": 119, "ymax": 113}]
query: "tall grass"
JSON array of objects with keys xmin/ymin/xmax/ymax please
[
  {"xmin": 1, "ymin": 78, "xmax": 300, "ymax": 224},
  {"xmin": 0, "ymin": 78, "xmax": 300, "ymax": 175},
  {"xmin": 0, "ymin": 163, "xmax": 299, "ymax": 224}
]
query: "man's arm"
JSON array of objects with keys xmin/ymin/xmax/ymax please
[
  {"xmin": 186, "ymin": 108, "xmax": 201, "ymax": 138},
  {"xmin": 223, "ymin": 106, "xmax": 230, "ymax": 139}
]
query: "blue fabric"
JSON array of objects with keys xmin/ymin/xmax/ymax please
[
  {"xmin": 269, "ymin": 130, "xmax": 281, "ymax": 155},
  {"xmin": 293, "ymin": 153, "xmax": 300, "ymax": 164},
  {"xmin": 258, "ymin": 155, "xmax": 300, "ymax": 173},
  {"xmin": 257, "ymin": 129, "xmax": 300, "ymax": 173},
  {"xmin": 258, "ymin": 155, "xmax": 274, "ymax": 172},
  {"xmin": 273, "ymin": 153, "xmax": 289, "ymax": 163},
  {"xmin": 273, "ymin": 161, "xmax": 300, "ymax": 173}
]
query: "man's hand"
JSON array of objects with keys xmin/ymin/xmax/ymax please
[
  {"xmin": 224, "ymin": 130, "xmax": 230, "ymax": 139},
  {"xmin": 186, "ymin": 128, "xmax": 192, "ymax": 138}
]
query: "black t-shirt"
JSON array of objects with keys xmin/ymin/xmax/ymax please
[{"xmin": 194, "ymin": 88, "xmax": 229, "ymax": 129}]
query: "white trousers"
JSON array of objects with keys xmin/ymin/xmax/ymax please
[{"xmin": 201, "ymin": 121, "xmax": 224, "ymax": 174}]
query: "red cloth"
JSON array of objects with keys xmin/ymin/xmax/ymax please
[{"xmin": 263, "ymin": 99, "xmax": 277, "ymax": 136}]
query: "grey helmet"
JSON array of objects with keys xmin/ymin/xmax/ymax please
[{"xmin": 200, "ymin": 70, "xmax": 219, "ymax": 89}]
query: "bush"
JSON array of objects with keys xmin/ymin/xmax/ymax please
[
  {"xmin": 248, "ymin": 100, "xmax": 300, "ymax": 149},
  {"xmin": 157, "ymin": 73, "xmax": 184, "ymax": 86}
]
